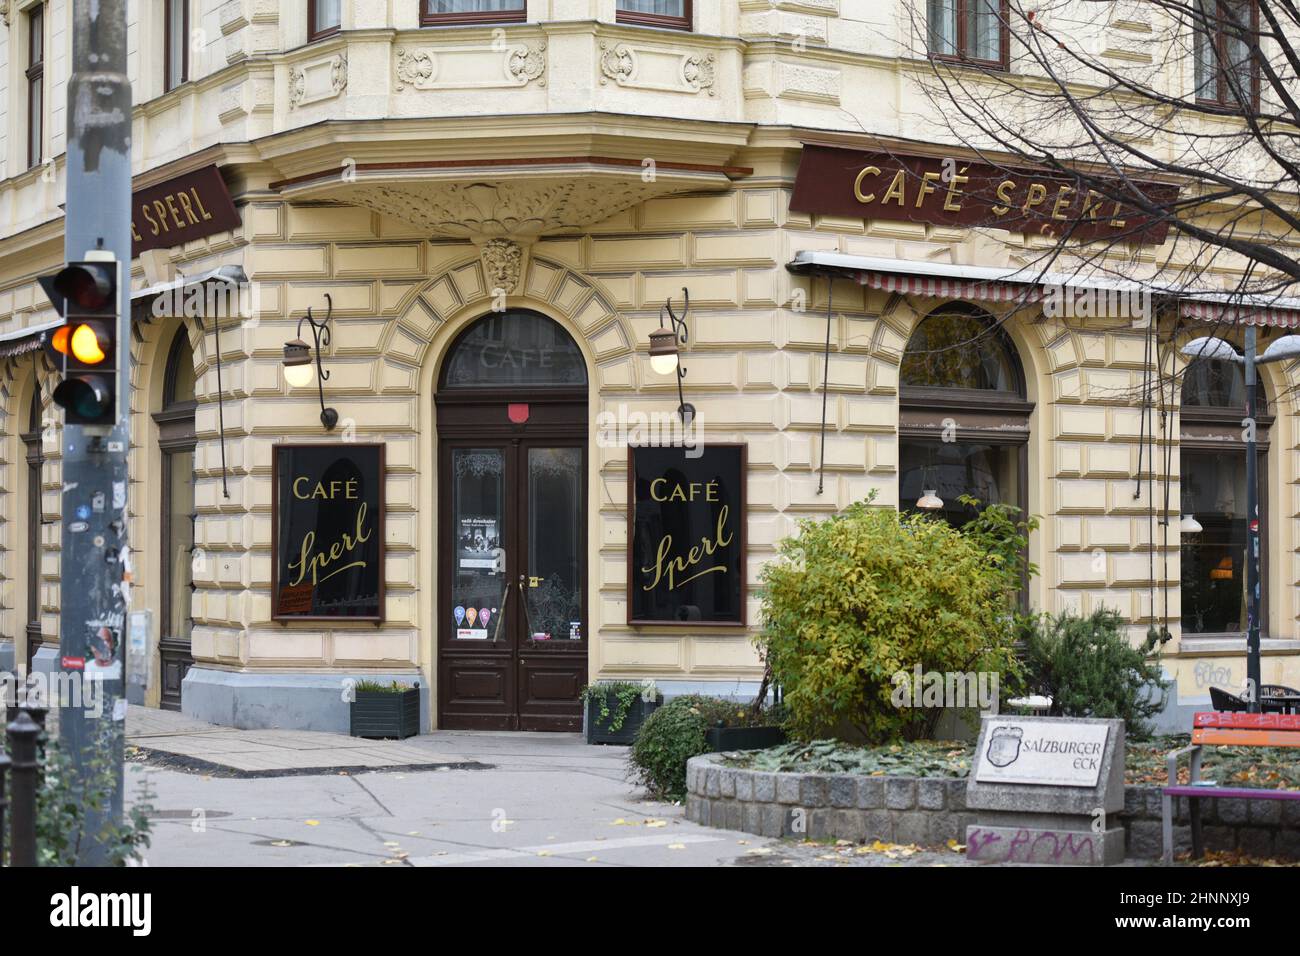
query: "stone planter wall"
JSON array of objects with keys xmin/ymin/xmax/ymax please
[{"xmin": 685, "ymin": 754, "xmax": 1300, "ymax": 860}]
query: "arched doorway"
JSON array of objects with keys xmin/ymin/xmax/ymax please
[
  {"xmin": 155, "ymin": 329, "xmax": 197, "ymax": 710},
  {"xmin": 435, "ymin": 310, "xmax": 588, "ymax": 731},
  {"xmin": 1179, "ymin": 357, "xmax": 1271, "ymax": 640}
]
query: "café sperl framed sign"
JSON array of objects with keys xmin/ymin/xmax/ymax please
[
  {"xmin": 628, "ymin": 444, "xmax": 745, "ymax": 627},
  {"xmin": 790, "ymin": 144, "xmax": 1178, "ymax": 245},
  {"xmin": 273, "ymin": 444, "xmax": 385, "ymax": 622}
]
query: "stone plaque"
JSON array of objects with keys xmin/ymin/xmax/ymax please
[{"xmin": 974, "ymin": 716, "xmax": 1111, "ymax": 787}]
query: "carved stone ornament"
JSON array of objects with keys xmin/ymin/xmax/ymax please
[
  {"xmin": 507, "ymin": 41, "xmax": 547, "ymax": 86},
  {"xmin": 599, "ymin": 43, "xmax": 635, "ymax": 85},
  {"xmin": 332, "ymin": 54, "xmax": 348, "ymax": 95},
  {"xmin": 395, "ymin": 48, "xmax": 435, "ymax": 92},
  {"xmin": 682, "ymin": 53, "xmax": 716, "ymax": 95},
  {"xmin": 288, "ymin": 66, "xmax": 305, "ymax": 108},
  {"xmin": 480, "ymin": 239, "xmax": 524, "ymax": 294}
]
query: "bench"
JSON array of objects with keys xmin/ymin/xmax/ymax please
[{"xmin": 1162, "ymin": 711, "xmax": 1300, "ymax": 862}]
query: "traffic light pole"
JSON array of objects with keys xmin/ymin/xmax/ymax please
[{"xmin": 59, "ymin": 0, "xmax": 132, "ymax": 863}]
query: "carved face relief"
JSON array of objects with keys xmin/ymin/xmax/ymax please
[{"xmin": 481, "ymin": 239, "xmax": 523, "ymax": 294}]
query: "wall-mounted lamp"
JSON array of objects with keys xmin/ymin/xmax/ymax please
[
  {"xmin": 648, "ymin": 288, "xmax": 694, "ymax": 424},
  {"xmin": 282, "ymin": 293, "xmax": 338, "ymax": 430}
]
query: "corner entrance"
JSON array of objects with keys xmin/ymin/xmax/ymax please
[{"xmin": 435, "ymin": 310, "xmax": 588, "ymax": 731}]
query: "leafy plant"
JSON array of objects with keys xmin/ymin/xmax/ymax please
[
  {"xmin": 5, "ymin": 720, "xmax": 154, "ymax": 867},
  {"xmin": 353, "ymin": 680, "xmax": 413, "ymax": 694},
  {"xmin": 628, "ymin": 695, "xmax": 732, "ymax": 800},
  {"xmin": 1017, "ymin": 607, "xmax": 1171, "ymax": 737},
  {"xmin": 757, "ymin": 494, "xmax": 1032, "ymax": 743},
  {"xmin": 728, "ymin": 738, "xmax": 973, "ymax": 777},
  {"xmin": 580, "ymin": 680, "xmax": 657, "ymax": 734}
]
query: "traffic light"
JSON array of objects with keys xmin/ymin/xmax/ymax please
[{"xmin": 39, "ymin": 259, "xmax": 118, "ymax": 428}]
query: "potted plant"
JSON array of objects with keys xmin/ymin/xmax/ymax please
[
  {"xmin": 705, "ymin": 670, "xmax": 787, "ymax": 751},
  {"xmin": 582, "ymin": 680, "xmax": 662, "ymax": 745},
  {"xmin": 350, "ymin": 680, "xmax": 421, "ymax": 740}
]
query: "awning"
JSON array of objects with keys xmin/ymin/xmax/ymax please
[
  {"xmin": 788, "ymin": 251, "xmax": 1300, "ymax": 328},
  {"xmin": 131, "ymin": 264, "xmax": 248, "ymax": 321},
  {"xmin": 0, "ymin": 317, "xmax": 64, "ymax": 360}
]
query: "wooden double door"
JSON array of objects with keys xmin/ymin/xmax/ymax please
[{"xmin": 436, "ymin": 391, "xmax": 588, "ymax": 731}]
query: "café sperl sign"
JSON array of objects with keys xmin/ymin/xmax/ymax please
[
  {"xmin": 130, "ymin": 164, "xmax": 241, "ymax": 256},
  {"xmin": 273, "ymin": 444, "xmax": 385, "ymax": 622},
  {"xmin": 791, "ymin": 145, "xmax": 1178, "ymax": 245}
]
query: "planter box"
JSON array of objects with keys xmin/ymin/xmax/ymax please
[
  {"xmin": 586, "ymin": 694, "xmax": 661, "ymax": 745},
  {"xmin": 350, "ymin": 687, "xmax": 420, "ymax": 740},
  {"xmin": 706, "ymin": 725, "xmax": 787, "ymax": 752}
]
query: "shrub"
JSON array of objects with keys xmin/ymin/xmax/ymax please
[
  {"xmin": 580, "ymin": 680, "xmax": 657, "ymax": 734},
  {"xmin": 1018, "ymin": 607, "xmax": 1171, "ymax": 737},
  {"xmin": 757, "ymin": 496, "xmax": 1031, "ymax": 743},
  {"xmin": 628, "ymin": 695, "xmax": 732, "ymax": 800}
]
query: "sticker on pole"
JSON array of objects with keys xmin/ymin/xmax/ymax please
[{"xmin": 61, "ymin": 656, "xmax": 85, "ymax": 670}]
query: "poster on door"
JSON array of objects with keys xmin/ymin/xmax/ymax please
[
  {"xmin": 457, "ymin": 517, "xmax": 503, "ymax": 571},
  {"xmin": 273, "ymin": 444, "xmax": 385, "ymax": 621},
  {"xmin": 628, "ymin": 444, "xmax": 746, "ymax": 626}
]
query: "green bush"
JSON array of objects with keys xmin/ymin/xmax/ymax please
[
  {"xmin": 1018, "ymin": 607, "xmax": 1170, "ymax": 737},
  {"xmin": 757, "ymin": 496, "xmax": 1032, "ymax": 743},
  {"xmin": 580, "ymin": 680, "xmax": 657, "ymax": 733},
  {"xmin": 628, "ymin": 695, "xmax": 733, "ymax": 800}
]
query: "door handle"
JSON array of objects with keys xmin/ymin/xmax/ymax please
[
  {"xmin": 494, "ymin": 582, "xmax": 510, "ymax": 641},
  {"xmin": 529, "ymin": 576, "xmax": 542, "ymax": 588}
]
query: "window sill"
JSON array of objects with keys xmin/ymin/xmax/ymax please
[
  {"xmin": 1177, "ymin": 635, "xmax": 1300, "ymax": 654},
  {"xmin": 616, "ymin": 12, "xmax": 692, "ymax": 32},
  {"xmin": 928, "ymin": 52, "xmax": 1008, "ymax": 73}
]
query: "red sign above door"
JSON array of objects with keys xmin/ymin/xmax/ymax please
[{"xmin": 508, "ymin": 403, "xmax": 530, "ymax": 424}]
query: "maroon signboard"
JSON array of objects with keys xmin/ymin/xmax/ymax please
[
  {"xmin": 790, "ymin": 144, "xmax": 1179, "ymax": 245},
  {"xmin": 131, "ymin": 164, "xmax": 241, "ymax": 256}
]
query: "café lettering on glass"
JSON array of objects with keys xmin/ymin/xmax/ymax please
[
  {"xmin": 628, "ymin": 445, "xmax": 746, "ymax": 627},
  {"xmin": 273, "ymin": 444, "xmax": 385, "ymax": 622},
  {"xmin": 790, "ymin": 145, "xmax": 1178, "ymax": 245}
]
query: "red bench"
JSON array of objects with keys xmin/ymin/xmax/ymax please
[{"xmin": 1162, "ymin": 711, "xmax": 1300, "ymax": 862}]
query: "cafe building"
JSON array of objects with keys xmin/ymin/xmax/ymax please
[{"xmin": 0, "ymin": 2, "xmax": 1295, "ymax": 733}]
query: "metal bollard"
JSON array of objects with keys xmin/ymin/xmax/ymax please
[{"xmin": 7, "ymin": 711, "xmax": 39, "ymax": 867}]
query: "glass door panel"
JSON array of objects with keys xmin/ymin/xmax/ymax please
[
  {"xmin": 451, "ymin": 448, "xmax": 508, "ymax": 643},
  {"xmin": 523, "ymin": 447, "xmax": 583, "ymax": 644}
]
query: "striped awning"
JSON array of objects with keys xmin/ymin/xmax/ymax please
[{"xmin": 789, "ymin": 250, "xmax": 1300, "ymax": 328}]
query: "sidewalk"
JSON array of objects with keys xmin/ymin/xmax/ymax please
[{"xmin": 126, "ymin": 706, "xmax": 486, "ymax": 775}]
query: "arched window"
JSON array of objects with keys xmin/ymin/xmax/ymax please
[
  {"xmin": 1180, "ymin": 357, "xmax": 1270, "ymax": 639},
  {"xmin": 155, "ymin": 330, "xmax": 197, "ymax": 710},
  {"xmin": 440, "ymin": 310, "xmax": 587, "ymax": 390},
  {"xmin": 899, "ymin": 304, "xmax": 1032, "ymax": 532},
  {"xmin": 22, "ymin": 390, "xmax": 41, "ymax": 672}
]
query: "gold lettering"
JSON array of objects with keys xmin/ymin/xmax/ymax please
[
  {"xmin": 130, "ymin": 219, "xmax": 142, "ymax": 242},
  {"xmin": 165, "ymin": 194, "xmax": 185, "ymax": 230},
  {"xmin": 152, "ymin": 200, "xmax": 172, "ymax": 233},
  {"xmin": 881, "ymin": 170, "xmax": 907, "ymax": 207},
  {"xmin": 639, "ymin": 505, "xmax": 733, "ymax": 592},
  {"xmin": 190, "ymin": 187, "xmax": 213, "ymax": 221},
  {"xmin": 1022, "ymin": 182, "xmax": 1048, "ymax": 214},
  {"xmin": 286, "ymin": 502, "xmax": 373, "ymax": 587},
  {"xmin": 1051, "ymin": 186, "xmax": 1074, "ymax": 221},
  {"xmin": 142, "ymin": 203, "xmax": 161, "ymax": 237},
  {"xmin": 177, "ymin": 190, "xmax": 201, "ymax": 226},
  {"xmin": 943, "ymin": 172, "xmax": 968, "ymax": 212},
  {"xmin": 1108, "ymin": 200, "xmax": 1126, "ymax": 228},
  {"xmin": 853, "ymin": 165, "xmax": 882, "ymax": 204},
  {"xmin": 992, "ymin": 179, "xmax": 1016, "ymax": 216},
  {"xmin": 1081, "ymin": 190, "xmax": 1105, "ymax": 221},
  {"xmin": 915, "ymin": 171, "xmax": 941, "ymax": 209}
]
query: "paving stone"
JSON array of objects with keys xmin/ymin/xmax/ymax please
[
  {"xmin": 1249, "ymin": 799, "xmax": 1282, "ymax": 826},
  {"xmin": 705, "ymin": 768, "xmax": 721, "ymax": 799},
  {"xmin": 946, "ymin": 779, "xmax": 967, "ymax": 811},
  {"xmin": 775, "ymin": 773, "xmax": 801, "ymax": 805},
  {"xmin": 734, "ymin": 772, "xmax": 753, "ymax": 802},
  {"xmin": 760, "ymin": 804, "xmax": 784, "ymax": 838},
  {"xmin": 752, "ymin": 772, "xmax": 776, "ymax": 803},
  {"xmin": 885, "ymin": 778, "xmax": 916, "ymax": 810},
  {"xmin": 893, "ymin": 811, "xmax": 930, "ymax": 846},
  {"xmin": 1127, "ymin": 819, "xmax": 1162, "ymax": 858},
  {"xmin": 862, "ymin": 810, "xmax": 894, "ymax": 842},
  {"xmin": 917, "ymin": 779, "xmax": 946, "ymax": 810},
  {"xmin": 829, "ymin": 775, "xmax": 856, "ymax": 808},
  {"xmin": 833, "ymin": 809, "xmax": 867, "ymax": 843},
  {"xmin": 1217, "ymin": 798, "xmax": 1248, "ymax": 825},
  {"xmin": 1204, "ymin": 826, "xmax": 1236, "ymax": 853},
  {"xmin": 800, "ymin": 775, "xmax": 829, "ymax": 808},
  {"xmin": 719, "ymin": 769, "xmax": 736, "ymax": 799},
  {"xmin": 1237, "ymin": 827, "xmax": 1275, "ymax": 859},
  {"xmin": 855, "ymin": 777, "xmax": 884, "ymax": 809}
]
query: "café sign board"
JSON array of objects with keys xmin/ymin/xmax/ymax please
[
  {"xmin": 130, "ymin": 164, "xmax": 241, "ymax": 256},
  {"xmin": 628, "ymin": 444, "xmax": 745, "ymax": 626},
  {"xmin": 790, "ymin": 144, "xmax": 1178, "ymax": 245},
  {"xmin": 973, "ymin": 717, "xmax": 1111, "ymax": 787},
  {"xmin": 273, "ymin": 444, "xmax": 385, "ymax": 622}
]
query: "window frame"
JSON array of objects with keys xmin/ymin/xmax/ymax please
[
  {"xmin": 26, "ymin": 3, "xmax": 44, "ymax": 169},
  {"xmin": 1194, "ymin": 0, "xmax": 1261, "ymax": 113},
  {"xmin": 927, "ymin": 0, "xmax": 1010, "ymax": 72},
  {"xmin": 1179, "ymin": 362, "xmax": 1272, "ymax": 644},
  {"xmin": 615, "ymin": 0, "xmax": 693, "ymax": 32},
  {"xmin": 308, "ymin": 0, "xmax": 342, "ymax": 41},
  {"xmin": 164, "ymin": 0, "xmax": 189, "ymax": 93},
  {"xmin": 420, "ymin": 1, "xmax": 528, "ymax": 27},
  {"xmin": 21, "ymin": 391, "xmax": 42, "ymax": 672}
]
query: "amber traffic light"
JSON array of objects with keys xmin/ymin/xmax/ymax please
[{"xmin": 40, "ymin": 260, "xmax": 119, "ymax": 428}]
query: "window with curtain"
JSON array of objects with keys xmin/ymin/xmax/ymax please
[
  {"xmin": 309, "ymin": 0, "xmax": 342, "ymax": 40},
  {"xmin": 27, "ymin": 4, "xmax": 44, "ymax": 168},
  {"xmin": 1194, "ymin": 0, "xmax": 1258, "ymax": 110},
  {"xmin": 422, "ymin": 0, "xmax": 526, "ymax": 25},
  {"xmin": 926, "ymin": 0, "xmax": 1006, "ymax": 68},
  {"xmin": 1180, "ymin": 358, "xmax": 1269, "ymax": 639},
  {"xmin": 617, "ymin": 0, "xmax": 691, "ymax": 30},
  {"xmin": 165, "ymin": 0, "xmax": 188, "ymax": 91}
]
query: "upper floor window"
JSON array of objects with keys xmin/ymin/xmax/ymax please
[
  {"xmin": 1194, "ymin": 0, "xmax": 1259, "ymax": 111},
  {"xmin": 422, "ymin": 0, "xmax": 526, "ymax": 26},
  {"xmin": 309, "ymin": 0, "xmax": 341, "ymax": 40},
  {"xmin": 165, "ymin": 0, "xmax": 188, "ymax": 91},
  {"xmin": 26, "ymin": 4, "xmax": 44, "ymax": 169},
  {"xmin": 926, "ymin": 0, "xmax": 1007, "ymax": 69},
  {"xmin": 617, "ymin": 0, "xmax": 692, "ymax": 31}
]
